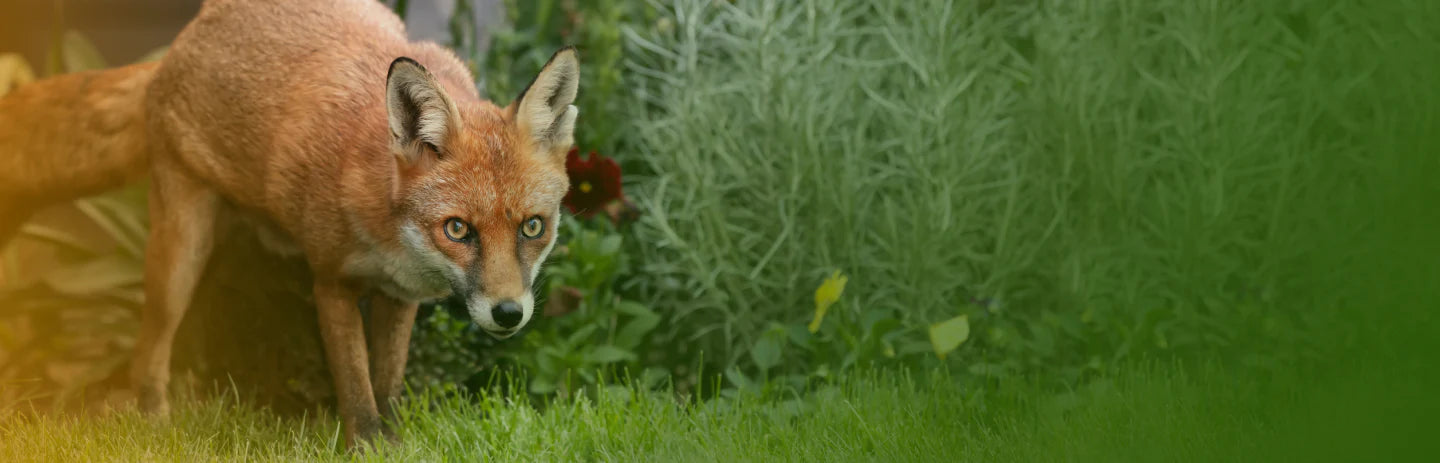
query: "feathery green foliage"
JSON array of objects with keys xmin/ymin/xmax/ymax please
[{"xmin": 618, "ymin": 0, "xmax": 1417, "ymax": 380}]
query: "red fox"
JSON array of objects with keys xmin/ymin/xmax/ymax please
[{"xmin": 0, "ymin": 0, "xmax": 579, "ymax": 448}]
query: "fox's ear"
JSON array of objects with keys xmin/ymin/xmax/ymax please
[
  {"xmin": 386, "ymin": 57, "xmax": 460, "ymax": 165},
  {"xmin": 510, "ymin": 47, "xmax": 579, "ymax": 158}
]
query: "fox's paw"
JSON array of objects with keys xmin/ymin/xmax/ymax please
[{"xmin": 135, "ymin": 385, "xmax": 170, "ymax": 418}]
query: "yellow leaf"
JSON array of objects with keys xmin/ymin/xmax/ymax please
[
  {"xmin": 929, "ymin": 315, "xmax": 970, "ymax": 360},
  {"xmin": 0, "ymin": 53, "xmax": 37, "ymax": 97},
  {"xmin": 808, "ymin": 270, "xmax": 848, "ymax": 333}
]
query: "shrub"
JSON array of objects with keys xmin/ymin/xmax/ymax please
[{"xmin": 619, "ymin": 0, "xmax": 1381, "ymax": 383}]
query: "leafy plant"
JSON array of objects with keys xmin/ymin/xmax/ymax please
[
  {"xmin": 403, "ymin": 305, "xmax": 492, "ymax": 393},
  {"xmin": 619, "ymin": 0, "xmax": 1366, "ymax": 387},
  {"xmin": 0, "ymin": 34, "xmax": 163, "ymax": 409},
  {"xmin": 503, "ymin": 166, "xmax": 659, "ymax": 398},
  {"xmin": 733, "ymin": 270, "xmax": 979, "ymax": 394},
  {"xmin": 480, "ymin": 0, "xmax": 655, "ymax": 153}
]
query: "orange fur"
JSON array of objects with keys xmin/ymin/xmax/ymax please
[
  {"xmin": 0, "ymin": 0, "xmax": 578, "ymax": 449},
  {"xmin": 0, "ymin": 61, "xmax": 156, "ymax": 244}
]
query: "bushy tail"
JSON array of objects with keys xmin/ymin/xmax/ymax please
[{"xmin": 0, "ymin": 61, "xmax": 158, "ymax": 246}]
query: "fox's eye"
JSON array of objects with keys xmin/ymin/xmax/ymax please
[
  {"xmin": 443, "ymin": 218, "xmax": 472, "ymax": 242},
  {"xmin": 521, "ymin": 216, "xmax": 545, "ymax": 239}
]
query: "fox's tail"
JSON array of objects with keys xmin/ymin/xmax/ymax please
[{"xmin": 0, "ymin": 61, "xmax": 158, "ymax": 247}]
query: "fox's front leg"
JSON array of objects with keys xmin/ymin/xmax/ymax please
[
  {"xmin": 367, "ymin": 293, "xmax": 418, "ymax": 439},
  {"xmin": 312, "ymin": 281, "xmax": 382, "ymax": 450}
]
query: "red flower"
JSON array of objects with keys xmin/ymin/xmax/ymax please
[{"xmin": 563, "ymin": 148, "xmax": 625, "ymax": 220}]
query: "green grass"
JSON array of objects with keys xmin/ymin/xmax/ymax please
[{"xmin": 4, "ymin": 358, "xmax": 1434, "ymax": 462}]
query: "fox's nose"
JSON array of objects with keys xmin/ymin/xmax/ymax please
[{"xmin": 492, "ymin": 300, "xmax": 524, "ymax": 329}]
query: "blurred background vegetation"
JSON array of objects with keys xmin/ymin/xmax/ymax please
[{"xmin": 0, "ymin": 0, "xmax": 1434, "ymax": 429}]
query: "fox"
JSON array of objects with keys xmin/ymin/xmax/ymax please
[{"xmin": 0, "ymin": 0, "xmax": 579, "ymax": 449}]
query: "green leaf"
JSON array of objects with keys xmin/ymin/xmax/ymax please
[
  {"xmin": 92, "ymin": 197, "xmax": 148, "ymax": 244},
  {"xmin": 565, "ymin": 325, "xmax": 600, "ymax": 348},
  {"xmin": 75, "ymin": 198, "xmax": 146, "ymax": 259},
  {"xmin": 61, "ymin": 30, "xmax": 107, "ymax": 73},
  {"xmin": 585, "ymin": 345, "xmax": 635, "ymax": 364},
  {"xmin": 613, "ymin": 300, "xmax": 654, "ymax": 317},
  {"xmin": 529, "ymin": 377, "xmax": 556, "ymax": 395},
  {"xmin": 725, "ymin": 365, "xmax": 756, "ymax": 391},
  {"xmin": 535, "ymin": 347, "xmax": 561, "ymax": 375},
  {"xmin": 749, "ymin": 328, "xmax": 784, "ymax": 372},
  {"xmin": 18, "ymin": 224, "xmax": 101, "ymax": 255},
  {"xmin": 785, "ymin": 324, "xmax": 813, "ymax": 350},
  {"xmin": 615, "ymin": 312, "xmax": 659, "ymax": 350},
  {"xmin": 928, "ymin": 315, "xmax": 970, "ymax": 360},
  {"xmin": 597, "ymin": 234, "xmax": 623, "ymax": 256},
  {"xmin": 40, "ymin": 255, "xmax": 143, "ymax": 296},
  {"xmin": 613, "ymin": 300, "xmax": 659, "ymax": 349},
  {"xmin": 641, "ymin": 367, "xmax": 669, "ymax": 389}
]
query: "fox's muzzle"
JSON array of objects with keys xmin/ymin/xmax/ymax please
[{"xmin": 462, "ymin": 289, "xmax": 535, "ymax": 338}]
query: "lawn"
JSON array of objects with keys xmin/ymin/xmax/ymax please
[{"xmin": 3, "ymin": 354, "xmax": 1434, "ymax": 462}]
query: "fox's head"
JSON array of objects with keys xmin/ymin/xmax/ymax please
[{"xmin": 381, "ymin": 48, "xmax": 579, "ymax": 338}]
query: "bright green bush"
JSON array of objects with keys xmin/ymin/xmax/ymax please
[{"xmin": 619, "ymin": 0, "xmax": 1391, "ymax": 381}]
